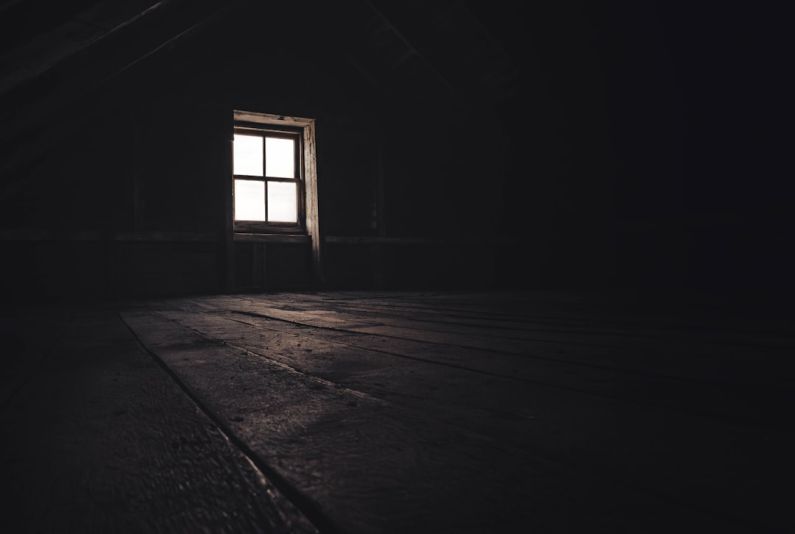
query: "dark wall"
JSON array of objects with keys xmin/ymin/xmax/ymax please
[
  {"xmin": 0, "ymin": 1, "xmax": 511, "ymax": 298},
  {"xmin": 1, "ymin": 0, "xmax": 790, "ymax": 299},
  {"xmin": 475, "ymin": 0, "xmax": 793, "ymax": 293}
]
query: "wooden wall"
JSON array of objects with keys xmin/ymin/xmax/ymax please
[
  {"xmin": 0, "ymin": 2, "xmax": 514, "ymax": 299},
  {"xmin": 3, "ymin": 1, "xmax": 790, "ymax": 300}
]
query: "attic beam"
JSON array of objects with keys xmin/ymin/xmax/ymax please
[
  {"xmin": 104, "ymin": 6, "xmax": 225, "ymax": 83},
  {"xmin": 360, "ymin": 0, "xmax": 456, "ymax": 96},
  {"xmin": 358, "ymin": 1, "xmax": 518, "ymax": 104},
  {"xmin": 0, "ymin": 1, "xmax": 232, "ymax": 185},
  {"xmin": 0, "ymin": 1, "xmax": 167, "ymax": 99}
]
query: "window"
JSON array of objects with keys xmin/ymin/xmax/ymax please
[
  {"xmin": 233, "ymin": 125, "xmax": 303, "ymax": 231},
  {"xmin": 229, "ymin": 110, "xmax": 322, "ymax": 282}
]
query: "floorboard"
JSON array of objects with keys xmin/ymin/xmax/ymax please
[
  {"xmin": 3, "ymin": 291, "xmax": 791, "ymax": 532},
  {"xmin": 120, "ymin": 292, "xmax": 794, "ymax": 532},
  {"xmin": 0, "ymin": 307, "xmax": 316, "ymax": 533}
]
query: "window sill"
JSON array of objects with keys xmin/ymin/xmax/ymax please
[{"xmin": 233, "ymin": 233, "xmax": 309, "ymax": 244}]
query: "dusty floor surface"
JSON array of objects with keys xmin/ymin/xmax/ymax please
[{"xmin": 2, "ymin": 291, "xmax": 793, "ymax": 532}]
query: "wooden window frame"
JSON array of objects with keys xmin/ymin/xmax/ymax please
[
  {"xmin": 233, "ymin": 124, "xmax": 305, "ymax": 234},
  {"xmin": 228, "ymin": 110, "xmax": 322, "ymax": 284}
]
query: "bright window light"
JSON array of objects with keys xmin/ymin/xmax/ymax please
[
  {"xmin": 234, "ymin": 134, "xmax": 263, "ymax": 176},
  {"xmin": 232, "ymin": 124, "xmax": 302, "ymax": 226},
  {"xmin": 235, "ymin": 180, "xmax": 265, "ymax": 221},
  {"xmin": 267, "ymin": 181, "xmax": 297, "ymax": 222},
  {"xmin": 266, "ymin": 137, "xmax": 295, "ymax": 178}
]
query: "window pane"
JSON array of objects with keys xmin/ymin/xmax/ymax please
[
  {"xmin": 234, "ymin": 134, "xmax": 263, "ymax": 176},
  {"xmin": 267, "ymin": 181, "xmax": 297, "ymax": 222},
  {"xmin": 265, "ymin": 137, "xmax": 295, "ymax": 178},
  {"xmin": 235, "ymin": 180, "xmax": 265, "ymax": 221}
]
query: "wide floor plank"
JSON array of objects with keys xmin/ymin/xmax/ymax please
[
  {"xmin": 1, "ymin": 307, "xmax": 316, "ymax": 533},
  {"xmin": 120, "ymin": 291, "xmax": 794, "ymax": 532}
]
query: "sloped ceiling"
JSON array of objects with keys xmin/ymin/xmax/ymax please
[{"xmin": 0, "ymin": 0, "xmax": 518, "ymax": 182}]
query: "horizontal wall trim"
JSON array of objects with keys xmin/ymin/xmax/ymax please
[
  {"xmin": 0, "ymin": 230, "xmax": 517, "ymax": 247},
  {"xmin": 233, "ymin": 233, "xmax": 310, "ymax": 244},
  {"xmin": 0, "ymin": 230, "xmax": 217, "ymax": 242},
  {"xmin": 325, "ymin": 236, "xmax": 518, "ymax": 246},
  {"xmin": 114, "ymin": 232, "xmax": 217, "ymax": 242}
]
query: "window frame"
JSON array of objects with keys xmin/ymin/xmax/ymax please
[
  {"xmin": 226, "ymin": 110, "xmax": 322, "ymax": 286},
  {"xmin": 233, "ymin": 122, "xmax": 305, "ymax": 234}
]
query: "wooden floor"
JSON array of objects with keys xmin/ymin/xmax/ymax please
[{"xmin": 3, "ymin": 291, "xmax": 793, "ymax": 532}]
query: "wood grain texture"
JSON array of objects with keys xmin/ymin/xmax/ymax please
[
  {"xmin": 0, "ymin": 308, "xmax": 317, "ymax": 533},
  {"xmin": 120, "ymin": 291, "xmax": 795, "ymax": 533}
]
